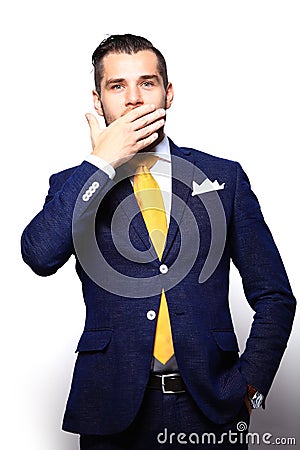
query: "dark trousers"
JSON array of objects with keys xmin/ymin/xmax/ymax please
[{"xmin": 79, "ymin": 387, "xmax": 250, "ymax": 449}]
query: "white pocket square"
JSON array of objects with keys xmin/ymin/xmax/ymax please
[{"xmin": 192, "ymin": 179, "xmax": 225, "ymax": 196}]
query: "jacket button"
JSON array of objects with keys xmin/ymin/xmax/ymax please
[
  {"xmin": 159, "ymin": 264, "xmax": 168, "ymax": 274},
  {"xmin": 147, "ymin": 310, "xmax": 156, "ymax": 321}
]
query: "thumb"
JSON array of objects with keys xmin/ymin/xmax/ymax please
[
  {"xmin": 85, "ymin": 113, "xmax": 103, "ymax": 149},
  {"xmin": 85, "ymin": 113, "xmax": 102, "ymax": 133}
]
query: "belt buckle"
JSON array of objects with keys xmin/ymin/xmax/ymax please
[{"xmin": 161, "ymin": 373, "xmax": 185, "ymax": 394}]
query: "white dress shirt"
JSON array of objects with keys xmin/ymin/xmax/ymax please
[{"xmin": 85, "ymin": 135, "xmax": 172, "ymax": 225}]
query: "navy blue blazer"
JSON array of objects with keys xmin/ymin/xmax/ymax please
[{"xmin": 21, "ymin": 139, "xmax": 296, "ymax": 435}]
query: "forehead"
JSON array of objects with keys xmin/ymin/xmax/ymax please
[{"xmin": 101, "ymin": 50, "xmax": 160, "ymax": 80}]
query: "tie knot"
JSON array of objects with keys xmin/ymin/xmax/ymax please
[{"xmin": 130, "ymin": 153, "xmax": 158, "ymax": 173}]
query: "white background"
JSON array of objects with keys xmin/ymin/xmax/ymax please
[{"xmin": 1, "ymin": 1, "xmax": 299, "ymax": 448}]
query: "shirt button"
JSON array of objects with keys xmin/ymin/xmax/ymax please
[
  {"xmin": 147, "ymin": 310, "xmax": 156, "ymax": 321},
  {"xmin": 159, "ymin": 264, "xmax": 168, "ymax": 274}
]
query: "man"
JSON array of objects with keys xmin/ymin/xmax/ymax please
[{"xmin": 21, "ymin": 34, "xmax": 296, "ymax": 449}]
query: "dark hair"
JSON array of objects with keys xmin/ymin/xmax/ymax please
[{"xmin": 92, "ymin": 34, "xmax": 168, "ymax": 93}]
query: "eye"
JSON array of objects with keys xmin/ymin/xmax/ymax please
[
  {"xmin": 142, "ymin": 81, "xmax": 154, "ymax": 88},
  {"xmin": 111, "ymin": 84, "xmax": 123, "ymax": 91}
]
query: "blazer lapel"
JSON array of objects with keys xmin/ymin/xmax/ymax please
[
  {"xmin": 112, "ymin": 163, "xmax": 158, "ymax": 261},
  {"xmin": 162, "ymin": 140, "xmax": 195, "ymax": 260},
  {"xmin": 111, "ymin": 140, "xmax": 196, "ymax": 263}
]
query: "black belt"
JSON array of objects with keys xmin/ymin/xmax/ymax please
[{"xmin": 148, "ymin": 373, "xmax": 186, "ymax": 394}]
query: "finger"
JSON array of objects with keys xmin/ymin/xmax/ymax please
[
  {"xmin": 132, "ymin": 108, "xmax": 166, "ymax": 131},
  {"xmin": 135, "ymin": 118, "xmax": 165, "ymax": 140},
  {"xmin": 135, "ymin": 132, "xmax": 159, "ymax": 151},
  {"xmin": 123, "ymin": 104, "xmax": 156, "ymax": 123}
]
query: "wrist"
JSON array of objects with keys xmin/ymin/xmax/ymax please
[
  {"xmin": 247, "ymin": 385, "xmax": 264, "ymax": 409},
  {"xmin": 85, "ymin": 154, "xmax": 116, "ymax": 179}
]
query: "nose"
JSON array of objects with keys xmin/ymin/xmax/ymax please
[{"xmin": 125, "ymin": 84, "xmax": 143, "ymax": 107}]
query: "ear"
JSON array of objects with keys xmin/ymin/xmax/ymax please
[
  {"xmin": 165, "ymin": 82, "xmax": 174, "ymax": 110},
  {"xmin": 92, "ymin": 90, "xmax": 104, "ymax": 116}
]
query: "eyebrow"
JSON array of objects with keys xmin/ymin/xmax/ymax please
[
  {"xmin": 139, "ymin": 74, "xmax": 160, "ymax": 82},
  {"xmin": 105, "ymin": 74, "xmax": 160, "ymax": 88}
]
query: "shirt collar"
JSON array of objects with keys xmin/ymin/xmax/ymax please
[{"xmin": 152, "ymin": 135, "xmax": 171, "ymax": 162}]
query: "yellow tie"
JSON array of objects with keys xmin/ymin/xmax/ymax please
[{"xmin": 133, "ymin": 157, "xmax": 174, "ymax": 365}]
